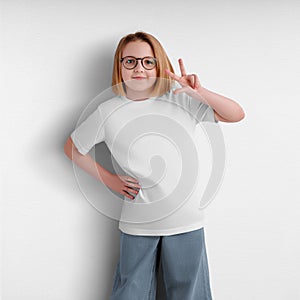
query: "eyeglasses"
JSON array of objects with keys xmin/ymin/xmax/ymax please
[{"xmin": 120, "ymin": 56, "xmax": 157, "ymax": 70}]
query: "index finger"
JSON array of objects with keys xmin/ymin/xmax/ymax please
[
  {"xmin": 124, "ymin": 177, "xmax": 141, "ymax": 187},
  {"xmin": 165, "ymin": 69, "xmax": 181, "ymax": 81},
  {"xmin": 178, "ymin": 58, "xmax": 187, "ymax": 77},
  {"xmin": 125, "ymin": 176, "xmax": 139, "ymax": 183}
]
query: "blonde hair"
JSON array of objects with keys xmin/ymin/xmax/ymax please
[{"xmin": 112, "ymin": 31, "xmax": 174, "ymax": 97}]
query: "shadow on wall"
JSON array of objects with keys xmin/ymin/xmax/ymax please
[
  {"xmin": 64, "ymin": 41, "xmax": 122, "ymax": 300},
  {"xmin": 67, "ymin": 40, "xmax": 168, "ymax": 299}
]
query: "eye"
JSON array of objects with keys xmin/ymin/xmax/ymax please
[
  {"xmin": 124, "ymin": 57, "xmax": 136, "ymax": 65},
  {"xmin": 144, "ymin": 59, "xmax": 154, "ymax": 65}
]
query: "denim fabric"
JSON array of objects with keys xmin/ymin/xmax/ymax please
[{"xmin": 109, "ymin": 228, "xmax": 213, "ymax": 300}]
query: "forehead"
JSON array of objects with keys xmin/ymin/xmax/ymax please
[{"xmin": 122, "ymin": 41, "xmax": 154, "ymax": 57}]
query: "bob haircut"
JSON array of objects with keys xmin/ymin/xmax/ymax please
[{"xmin": 112, "ymin": 31, "xmax": 175, "ymax": 97}]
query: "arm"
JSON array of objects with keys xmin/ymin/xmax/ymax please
[
  {"xmin": 63, "ymin": 136, "xmax": 141, "ymax": 199},
  {"xmin": 64, "ymin": 136, "xmax": 111, "ymax": 183},
  {"xmin": 165, "ymin": 58, "xmax": 245, "ymax": 123},
  {"xmin": 198, "ymin": 87, "xmax": 245, "ymax": 123}
]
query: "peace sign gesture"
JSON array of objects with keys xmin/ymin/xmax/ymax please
[{"xmin": 165, "ymin": 58, "xmax": 203, "ymax": 99}]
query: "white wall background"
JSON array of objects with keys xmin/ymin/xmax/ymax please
[{"xmin": 2, "ymin": 0, "xmax": 300, "ymax": 299}]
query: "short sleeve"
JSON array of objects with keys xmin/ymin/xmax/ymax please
[
  {"xmin": 168, "ymin": 82, "xmax": 218, "ymax": 124},
  {"xmin": 70, "ymin": 106, "xmax": 105, "ymax": 155},
  {"xmin": 189, "ymin": 96, "xmax": 219, "ymax": 124}
]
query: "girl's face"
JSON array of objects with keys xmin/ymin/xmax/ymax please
[{"xmin": 121, "ymin": 41, "xmax": 157, "ymax": 100}]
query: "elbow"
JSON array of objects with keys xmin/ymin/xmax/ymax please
[
  {"xmin": 232, "ymin": 107, "xmax": 245, "ymax": 122},
  {"xmin": 235, "ymin": 109, "xmax": 245, "ymax": 122},
  {"xmin": 64, "ymin": 136, "xmax": 74, "ymax": 160},
  {"xmin": 238, "ymin": 108, "xmax": 246, "ymax": 121}
]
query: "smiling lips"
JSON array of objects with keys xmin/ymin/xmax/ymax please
[{"xmin": 132, "ymin": 76, "xmax": 147, "ymax": 80}]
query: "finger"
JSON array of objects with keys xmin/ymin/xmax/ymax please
[
  {"xmin": 124, "ymin": 177, "xmax": 141, "ymax": 187},
  {"xmin": 186, "ymin": 74, "xmax": 195, "ymax": 88},
  {"xmin": 192, "ymin": 74, "xmax": 197, "ymax": 89},
  {"xmin": 130, "ymin": 188, "xmax": 139, "ymax": 194},
  {"xmin": 178, "ymin": 58, "xmax": 187, "ymax": 77},
  {"xmin": 121, "ymin": 176, "xmax": 141, "ymax": 188},
  {"xmin": 125, "ymin": 176, "xmax": 139, "ymax": 183},
  {"xmin": 123, "ymin": 188, "xmax": 135, "ymax": 200},
  {"xmin": 194, "ymin": 74, "xmax": 201, "ymax": 89},
  {"xmin": 187, "ymin": 74, "xmax": 200, "ymax": 89},
  {"xmin": 125, "ymin": 186, "xmax": 139, "ymax": 194},
  {"xmin": 173, "ymin": 86, "xmax": 190, "ymax": 95},
  {"xmin": 165, "ymin": 69, "xmax": 181, "ymax": 81},
  {"xmin": 126, "ymin": 182, "xmax": 141, "ymax": 189},
  {"xmin": 124, "ymin": 191, "xmax": 135, "ymax": 200}
]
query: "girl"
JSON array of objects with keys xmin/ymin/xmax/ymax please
[{"xmin": 64, "ymin": 31, "xmax": 244, "ymax": 300}]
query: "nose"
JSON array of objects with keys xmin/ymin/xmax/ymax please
[{"xmin": 133, "ymin": 60, "xmax": 144, "ymax": 72}]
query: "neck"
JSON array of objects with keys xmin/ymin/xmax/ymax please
[{"xmin": 125, "ymin": 88, "xmax": 153, "ymax": 101}]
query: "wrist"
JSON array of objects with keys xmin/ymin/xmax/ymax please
[
  {"xmin": 196, "ymin": 87, "xmax": 210, "ymax": 105},
  {"xmin": 96, "ymin": 163, "xmax": 113, "ymax": 183}
]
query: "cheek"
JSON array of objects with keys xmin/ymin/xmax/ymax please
[
  {"xmin": 121, "ymin": 68, "xmax": 130, "ymax": 81},
  {"xmin": 150, "ymin": 68, "xmax": 158, "ymax": 78},
  {"xmin": 121, "ymin": 69, "xmax": 125, "ymax": 81}
]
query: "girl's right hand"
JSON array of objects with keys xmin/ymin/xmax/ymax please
[{"xmin": 103, "ymin": 173, "xmax": 141, "ymax": 200}]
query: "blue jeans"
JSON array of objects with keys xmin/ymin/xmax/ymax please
[{"xmin": 110, "ymin": 228, "xmax": 213, "ymax": 300}]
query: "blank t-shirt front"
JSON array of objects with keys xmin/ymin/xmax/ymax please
[{"xmin": 71, "ymin": 83, "xmax": 218, "ymax": 236}]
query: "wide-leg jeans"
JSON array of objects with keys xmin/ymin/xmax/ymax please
[{"xmin": 109, "ymin": 227, "xmax": 213, "ymax": 300}]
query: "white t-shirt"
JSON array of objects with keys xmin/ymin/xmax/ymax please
[{"xmin": 70, "ymin": 83, "xmax": 218, "ymax": 236}]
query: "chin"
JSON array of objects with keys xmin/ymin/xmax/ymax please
[{"xmin": 125, "ymin": 79, "xmax": 156, "ymax": 92}]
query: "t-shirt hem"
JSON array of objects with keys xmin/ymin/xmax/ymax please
[{"xmin": 118, "ymin": 222, "xmax": 205, "ymax": 236}]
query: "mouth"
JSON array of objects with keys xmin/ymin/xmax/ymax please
[{"xmin": 132, "ymin": 77, "xmax": 147, "ymax": 80}]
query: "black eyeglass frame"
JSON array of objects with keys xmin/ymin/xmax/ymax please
[{"xmin": 120, "ymin": 56, "xmax": 157, "ymax": 70}]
